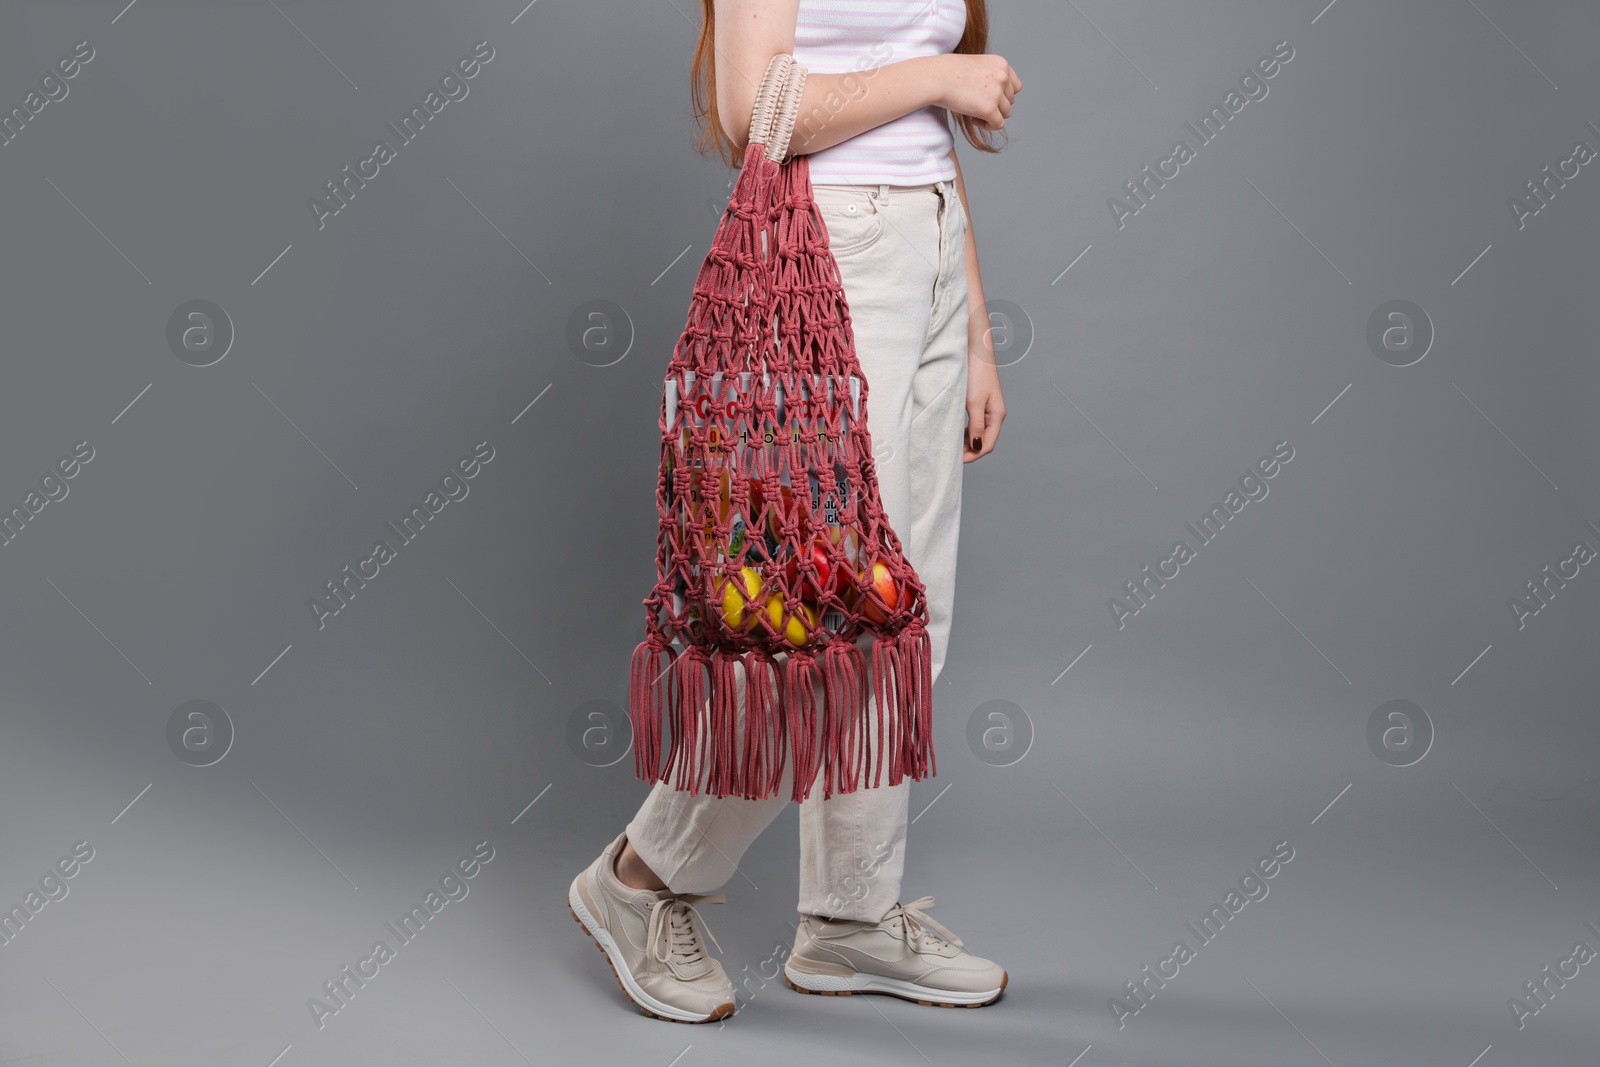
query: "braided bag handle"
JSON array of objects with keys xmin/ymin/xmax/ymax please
[{"xmin": 747, "ymin": 53, "xmax": 808, "ymax": 163}]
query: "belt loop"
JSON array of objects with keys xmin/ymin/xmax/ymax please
[{"xmin": 877, "ymin": 182, "xmax": 890, "ymax": 202}]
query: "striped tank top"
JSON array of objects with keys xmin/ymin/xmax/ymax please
[{"xmin": 792, "ymin": 0, "xmax": 966, "ymax": 185}]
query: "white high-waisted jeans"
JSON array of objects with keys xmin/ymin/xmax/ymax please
[{"xmin": 626, "ymin": 178, "xmax": 970, "ymax": 922}]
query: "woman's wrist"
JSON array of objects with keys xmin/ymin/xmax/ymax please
[
  {"xmin": 968, "ymin": 326, "xmax": 995, "ymax": 364},
  {"xmin": 965, "ymin": 290, "xmax": 990, "ymax": 352},
  {"xmin": 916, "ymin": 54, "xmax": 954, "ymax": 112},
  {"xmin": 867, "ymin": 54, "xmax": 950, "ymax": 114}
]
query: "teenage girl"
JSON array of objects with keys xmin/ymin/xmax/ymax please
[{"xmin": 568, "ymin": 0, "xmax": 1019, "ymax": 1023}]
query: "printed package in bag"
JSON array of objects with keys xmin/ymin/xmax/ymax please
[{"xmin": 628, "ymin": 54, "xmax": 936, "ymax": 802}]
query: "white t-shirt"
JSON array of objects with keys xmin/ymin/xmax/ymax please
[{"xmin": 792, "ymin": 0, "xmax": 965, "ymax": 185}]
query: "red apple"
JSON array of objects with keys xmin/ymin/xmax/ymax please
[
  {"xmin": 747, "ymin": 477, "xmax": 766, "ymax": 523},
  {"xmin": 859, "ymin": 562, "xmax": 901, "ymax": 625},
  {"xmin": 763, "ymin": 483, "xmax": 810, "ymax": 541},
  {"xmin": 783, "ymin": 539, "xmax": 834, "ymax": 600}
]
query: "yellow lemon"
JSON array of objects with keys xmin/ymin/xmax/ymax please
[
  {"xmin": 765, "ymin": 596, "xmax": 817, "ymax": 646},
  {"xmin": 721, "ymin": 567, "xmax": 762, "ymax": 629}
]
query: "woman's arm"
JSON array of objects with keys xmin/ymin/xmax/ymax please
[
  {"xmin": 713, "ymin": 0, "xmax": 1018, "ymax": 155},
  {"xmin": 948, "ymin": 148, "xmax": 1006, "ymax": 463}
]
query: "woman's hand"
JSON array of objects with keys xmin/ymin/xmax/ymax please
[
  {"xmin": 947, "ymin": 146, "xmax": 1007, "ymax": 464},
  {"xmin": 937, "ymin": 53, "xmax": 1021, "ymax": 131},
  {"xmin": 964, "ymin": 348, "xmax": 1006, "ymax": 463}
]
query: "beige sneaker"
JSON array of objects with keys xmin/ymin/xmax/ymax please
[
  {"xmin": 568, "ymin": 832, "xmax": 736, "ymax": 1023},
  {"xmin": 784, "ymin": 896, "xmax": 1007, "ymax": 1007}
]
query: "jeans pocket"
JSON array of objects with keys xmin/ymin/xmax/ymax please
[{"xmin": 812, "ymin": 185, "xmax": 885, "ymax": 259}]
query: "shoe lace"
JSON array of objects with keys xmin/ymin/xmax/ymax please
[
  {"xmin": 647, "ymin": 892, "xmax": 726, "ymax": 976},
  {"xmin": 886, "ymin": 896, "xmax": 964, "ymax": 952}
]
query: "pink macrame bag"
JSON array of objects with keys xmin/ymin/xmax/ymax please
[{"xmin": 629, "ymin": 54, "xmax": 935, "ymax": 803}]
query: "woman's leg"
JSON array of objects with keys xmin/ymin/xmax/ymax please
[
  {"xmin": 798, "ymin": 180, "xmax": 969, "ymax": 922},
  {"xmin": 623, "ymin": 658, "xmax": 795, "ymax": 894},
  {"xmin": 781, "ymin": 176, "xmax": 1002, "ymax": 1008},
  {"xmin": 902, "ymin": 178, "xmax": 970, "ymax": 688}
]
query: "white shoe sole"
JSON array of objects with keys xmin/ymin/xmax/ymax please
[
  {"xmin": 784, "ymin": 962, "xmax": 1006, "ymax": 1007},
  {"xmin": 567, "ymin": 876, "xmax": 734, "ymax": 1024}
]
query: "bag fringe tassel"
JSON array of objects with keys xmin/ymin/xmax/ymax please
[
  {"xmin": 743, "ymin": 650, "xmax": 784, "ymax": 799},
  {"xmin": 782, "ymin": 650, "xmax": 821, "ymax": 803},
  {"xmin": 629, "ymin": 623, "xmax": 934, "ymax": 802},
  {"xmin": 708, "ymin": 649, "xmax": 742, "ymax": 797},
  {"xmin": 668, "ymin": 648, "xmax": 708, "ymax": 795},
  {"xmin": 898, "ymin": 622, "xmax": 936, "ymax": 781},
  {"xmin": 821, "ymin": 638, "xmax": 869, "ymax": 797},
  {"xmin": 628, "ymin": 638, "xmax": 675, "ymax": 783}
]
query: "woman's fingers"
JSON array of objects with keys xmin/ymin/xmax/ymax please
[
  {"xmin": 963, "ymin": 424, "xmax": 996, "ymax": 461},
  {"xmin": 963, "ymin": 400, "xmax": 1004, "ymax": 461},
  {"xmin": 979, "ymin": 411, "xmax": 1001, "ymax": 457}
]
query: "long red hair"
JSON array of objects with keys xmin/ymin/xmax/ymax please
[{"xmin": 691, "ymin": 0, "xmax": 1004, "ymax": 167}]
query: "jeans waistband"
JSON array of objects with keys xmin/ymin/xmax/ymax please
[
  {"xmin": 812, "ymin": 180, "xmax": 951, "ymax": 194},
  {"xmin": 859, "ymin": 179, "xmax": 955, "ymax": 201}
]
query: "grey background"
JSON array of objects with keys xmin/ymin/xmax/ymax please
[{"xmin": 1, "ymin": 0, "xmax": 1597, "ymax": 1064}]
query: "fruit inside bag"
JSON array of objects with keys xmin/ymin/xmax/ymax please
[{"xmin": 663, "ymin": 369, "xmax": 902, "ymax": 651}]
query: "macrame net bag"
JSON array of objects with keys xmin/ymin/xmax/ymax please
[{"xmin": 629, "ymin": 54, "xmax": 935, "ymax": 803}]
